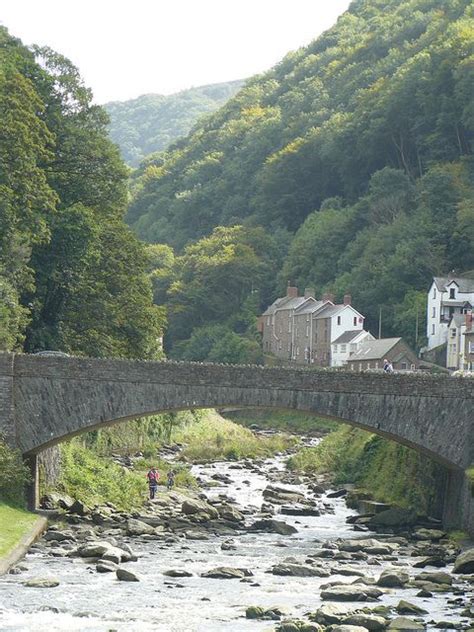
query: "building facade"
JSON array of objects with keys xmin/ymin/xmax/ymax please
[
  {"xmin": 261, "ymin": 287, "xmax": 369, "ymax": 367},
  {"xmin": 347, "ymin": 337, "xmax": 420, "ymax": 372},
  {"xmin": 426, "ymin": 276, "xmax": 474, "ymax": 350}
]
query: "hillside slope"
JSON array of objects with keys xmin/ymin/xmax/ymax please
[
  {"xmin": 129, "ymin": 0, "xmax": 473, "ymax": 348},
  {"xmin": 105, "ymin": 81, "xmax": 244, "ymax": 166}
]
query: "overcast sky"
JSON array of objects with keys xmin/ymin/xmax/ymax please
[{"xmin": 1, "ymin": 0, "xmax": 351, "ymax": 104}]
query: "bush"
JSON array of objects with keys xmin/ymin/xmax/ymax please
[{"xmin": 0, "ymin": 438, "xmax": 30, "ymax": 506}]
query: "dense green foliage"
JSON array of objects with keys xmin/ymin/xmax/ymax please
[
  {"xmin": 105, "ymin": 81, "xmax": 244, "ymax": 167},
  {"xmin": 288, "ymin": 426, "xmax": 447, "ymax": 515},
  {"xmin": 0, "ymin": 439, "xmax": 30, "ymax": 505},
  {"xmin": 0, "ymin": 28, "xmax": 163, "ymax": 357},
  {"xmin": 225, "ymin": 408, "xmax": 340, "ymax": 435},
  {"xmin": 172, "ymin": 410, "xmax": 297, "ymax": 462},
  {"xmin": 128, "ymin": 0, "xmax": 473, "ymax": 355}
]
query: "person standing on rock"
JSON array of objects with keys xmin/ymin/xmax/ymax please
[
  {"xmin": 166, "ymin": 469, "xmax": 175, "ymax": 491},
  {"xmin": 146, "ymin": 466, "xmax": 160, "ymax": 499}
]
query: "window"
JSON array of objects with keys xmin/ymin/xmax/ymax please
[
  {"xmin": 449, "ymin": 306, "xmax": 455, "ymax": 317},
  {"xmin": 333, "ymin": 344, "xmax": 338, "ymax": 352},
  {"xmin": 353, "ymin": 317, "xmax": 357, "ymax": 326},
  {"xmin": 451, "ymin": 329, "xmax": 456, "ymax": 337},
  {"xmin": 350, "ymin": 343, "xmax": 357, "ymax": 352},
  {"xmin": 367, "ymin": 362, "xmax": 371, "ymax": 369},
  {"xmin": 375, "ymin": 362, "xmax": 379, "ymax": 369},
  {"xmin": 337, "ymin": 316, "xmax": 341, "ymax": 325},
  {"xmin": 433, "ymin": 288, "xmax": 436, "ymax": 299},
  {"xmin": 450, "ymin": 288, "xmax": 455, "ymax": 299},
  {"xmin": 401, "ymin": 362, "xmax": 407, "ymax": 370},
  {"xmin": 432, "ymin": 324, "xmax": 435, "ymax": 335},
  {"xmin": 341, "ymin": 344, "xmax": 347, "ymax": 353},
  {"xmin": 359, "ymin": 363, "xmax": 362, "ymax": 371},
  {"xmin": 432, "ymin": 307, "xmax": 436, "ymax": 318},
  {"xmin": 469, "ymin": 342, "xmax": 474, "ymax": 354}
]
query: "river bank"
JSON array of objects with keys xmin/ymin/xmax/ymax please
[
  {"xmin": 0, "ymin": 435, "xmax": 473, "ymax": 632},
  {"xmin": 0, "ymin": 505, "xmax": 47, "ymax": 575}
]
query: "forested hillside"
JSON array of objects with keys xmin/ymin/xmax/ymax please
[
  {"xmin": 129, "ymin": 0, "xmax": 473, "ymax": 359},
  {"xmin": 0, "ymin": 28, "xmax": 163, "ymax": 358},
  {"xmin": 105, "ymin": 81, "xmax": 244, "ymax": 166}
]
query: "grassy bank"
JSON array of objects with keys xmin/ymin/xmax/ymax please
[
  {"xmin": 288, "ymin": 426, "xmax": 447, "ymax": 516},
  {"xmin": 48, "ymin": 441, "xmax": 196, "ymax": 511},
  {"xmin": 0, "ymin": 504, "xmax": 38, "ymax": 558},
  {"xmin": 222, "ymin": 408, "xmax": 339, "ymax": 435},
  {"xmin": 173, "ymin": 410, "xmax": 298, "ymax": 461}
]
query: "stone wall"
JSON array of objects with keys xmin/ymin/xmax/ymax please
[{"xmin": 1, "ymin": 353, "xmax": 473, "ymax": 531}]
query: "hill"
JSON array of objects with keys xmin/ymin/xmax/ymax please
[
  {"xmin": 104, "ymin": 81, "xmax": 244, "ymax": 166},
  {"xmin": 128, "ymin": 0, "xmax": 473, "ymax": 358}
]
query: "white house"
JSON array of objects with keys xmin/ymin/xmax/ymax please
[
  {"xmin": 332, "ymin": 329, "xmax": 375, "ymax": 367},
  {"xmin": 426, "ymin": 276, "xmax": 474, "ymax": 349}
]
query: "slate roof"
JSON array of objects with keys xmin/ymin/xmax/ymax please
[
  {"xmin": 313, "ymin": 304, "xmax": 346, "ymax": 319},
  {"xmin": 294, "ymin": 300, "xmax": 328, "ymax": 315},
  {"xmin": 332, "ymin": 330, "xmax": 365, "ymax": 345},
  {"xmin": 433, "ymin": 276, "xmax": 474, "ymax": 293},
  {"xmin": 347, "ymin": 338, "xmax": 402, "ymax": 362}
]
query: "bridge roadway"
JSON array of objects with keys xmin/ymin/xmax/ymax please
[{"xmin": 0, "ymin": 353, "xmax": 473, "ymax": 532}]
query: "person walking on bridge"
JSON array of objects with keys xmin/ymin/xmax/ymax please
[{"xmin": 146, "ymin": 466, "xmax": 160, "ymax": 499}]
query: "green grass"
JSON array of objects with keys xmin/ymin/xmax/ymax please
[
  {"xmin": 0, "ymin": 504, "xmax": 38, "ymax": 557},
  {"xmin": 52, "ymin": 441, "xmax": 196, "ymax": 511},
  {"xmin": 173, "ymin": 410, "xmax": 298, "ymax": 462},
  {"xmin": 287, "ymin": 426, "xmax": 448, "ymax": 515},
  {"xmin": 222, "ymin": 408, "xmax": 340, "ymax": 435}
]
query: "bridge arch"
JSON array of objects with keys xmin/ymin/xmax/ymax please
[
  {"xmin": 1, "ymin": 354, "xmax": 471, "ymax": 472},
  {"xmin": 1, "ymin": 353, "xmax": 473, "ymax": 532}
]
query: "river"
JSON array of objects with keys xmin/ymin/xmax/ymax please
[{"xmin": 0, "ymin": 443, "xmax": 470, "ymax": 631}]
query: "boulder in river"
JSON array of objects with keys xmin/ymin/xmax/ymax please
[
  {"xmin": 126, "ymin": 518, "xmax": 157, "ymax": 536},
  {"xmin": 341, "ymin": 614, "xmax": 387, "ymax": 631},
  {"xmin": 248, "ymin": 519, "xmax": 297, "ymax": 535},
  {"xmin": 377, "ymin": 569, "xmax": 410, "ymax": 587},
  {"xmin": 396, "ymin": 600, "xmax": 429, "ymax": 615},
  {"xmin": 96, "ymin": 560, "xmax": 118, "ymax": 573},
  {"xmin": 320, "ymin": 584, "xmax": 383, "ymax": 601},
  {"xmin": 41, "ymin": 492, "xmax": 75, "ymax": 511},
  {"xmin": 387, "ymin": 616, "xmax": 425, "ymax": 630},
  {"xmin": 116, "ymin": 568, "xmax": 140, "ymax": 581},
  {"xmin": 339, "ymin": 539, "xmax": 397, "ymax": 555},
  {"xmin": 310, "ymin": 603, "xmax": 350, "ymax": 625},
  {"xmin": 414, "ymin": 571, "xmax": 452, "ymax": 585},
  {"xmin": 24, "ymin": 577, "xmax": 60, "ymax": 588},
  {"xmin": 163, "ymin": 569, "xmax": 193, "ymax": 577},
  {"xmin": 201, "ymin": 566, "xmax": 252, "ymax": 579},
  {"xmin": 270, "ymin": 563, "xmax": 330, "ymax": 577},
  {"xmin": 332, "ymin": 627, "xmax": 371, "ymax": 632},
  {"xmin": 453, "ymin": 548, "xmax": 474, "ymax": 574},
  {"xmin": 181, "ymin": 498, "xmax": 219, "ymax": 520},
  {"xmin": 368, "ymin": 507, "xmax": 417, "ymax": 528},
  {"xmin": 68, "ymin": 499, "xmax": 89, "ymax": 516},
  {"xmin": 280, "ymin": 504, "xmax": 321, "ymax": 517}
]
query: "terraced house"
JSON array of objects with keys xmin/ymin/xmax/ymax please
[{"xmin": 261, "ymin": 286, "xmax": 370, "ymax": 368}]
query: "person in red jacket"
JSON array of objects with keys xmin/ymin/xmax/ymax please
[{"xmin": 146, "ymin": 466, "xmax": 160, "ymax": 499}]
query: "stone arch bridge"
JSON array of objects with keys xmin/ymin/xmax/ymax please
[{"xmin": 0, "ymin": 353, "xmax": 473, "ymax": 532}]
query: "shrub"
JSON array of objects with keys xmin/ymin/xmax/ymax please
[{"xmin": 0, "ymin": 438, "xmax": 30, "ymax": 506}]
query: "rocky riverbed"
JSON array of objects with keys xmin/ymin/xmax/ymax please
[{"xmin": 0, "ymin": 441, "xmax": 473, "ymax": 631}]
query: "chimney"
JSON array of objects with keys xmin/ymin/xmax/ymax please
[
  {"xmin": 344, "ymin": 293, "xmax": 352, "ymax": 306},
  {"xmin": 304, "ymin": 287, "xmax": 315, "ymax": 299},
  {"xmin": 322, "ymin": 292, "xmax": 335, "ymax": 303},
  {"xmin": 286, "ymin": 282, "xmax": 298, "ymax": 298}
]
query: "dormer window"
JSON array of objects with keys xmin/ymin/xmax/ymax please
[{"xmin": 450, "ymin": 288, "xmax": 455, "ymax": 299}]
